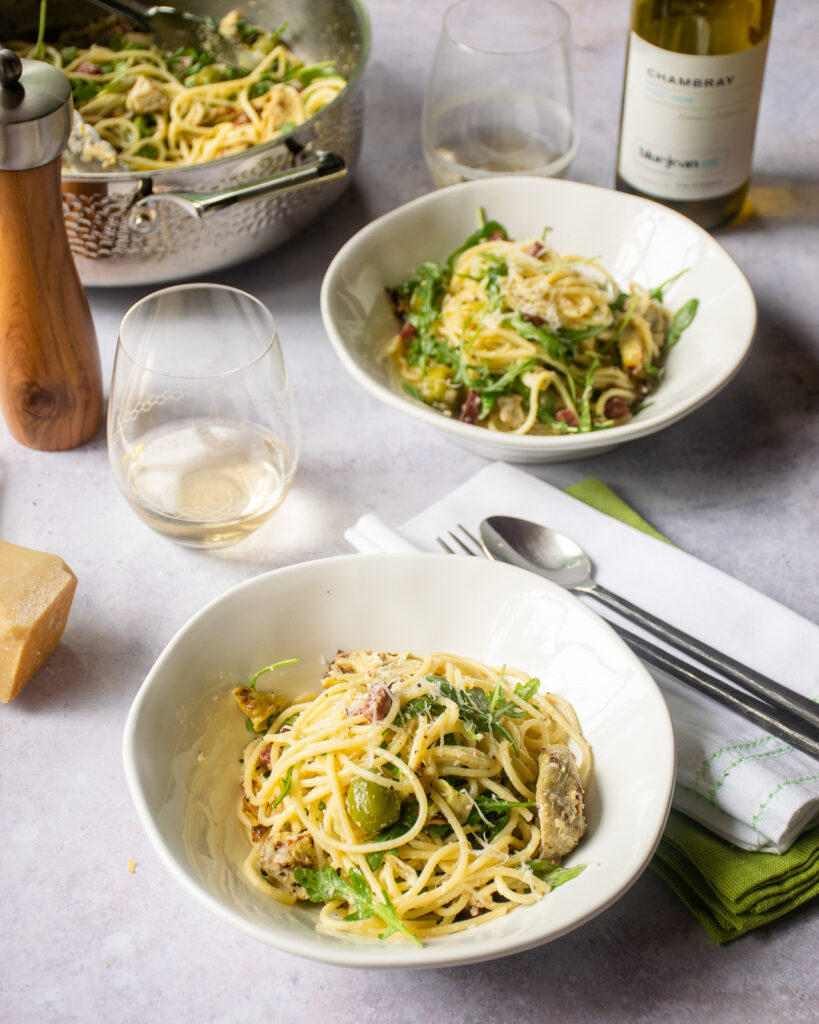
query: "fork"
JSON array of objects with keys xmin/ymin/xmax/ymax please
[{"xmin": 436, "ymin": 525, "xmax": 819, "ymax": 760}]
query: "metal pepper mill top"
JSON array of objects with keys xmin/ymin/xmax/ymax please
[
  {"xmin": 0, "ymin": 48, "xmax": 102, "ymax": 451},
  {"xmin": 0, "ymin": 49, "xmax": 72, "ymax": 168}
]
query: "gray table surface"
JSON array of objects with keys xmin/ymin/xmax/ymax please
[{"xmin": 2, "ymin": 1, "xmax": 817, "ymax": 1022}]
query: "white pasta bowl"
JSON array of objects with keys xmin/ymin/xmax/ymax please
[
  {"xmin": 123, "ymin": 553, "xmax": 674, "ymax": 968},
  {"xmin": 320, "ymin": 177, "xmax": 756, "ymax": 463}
]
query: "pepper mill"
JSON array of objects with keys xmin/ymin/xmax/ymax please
[{"xmin": 0, "ymin": 49, "xmax": 102, "ymax": 451}]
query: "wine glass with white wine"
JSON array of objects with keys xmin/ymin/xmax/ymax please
[
  {"xmin": 108, "ymin": 284, "xmax": 299, "ymax": 548},
  {"xmin": 422, "ymin": 0, "xmax": 577, "ymax": 186}
]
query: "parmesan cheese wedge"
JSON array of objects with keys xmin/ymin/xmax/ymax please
[{"xmin": 0, "ymin": 540, "xmax": 77, "ymax": 702}]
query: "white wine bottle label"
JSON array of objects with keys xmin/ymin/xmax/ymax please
[{"xmin": 618, "ymin": 32, "xmax": 769, "ymax": 201}]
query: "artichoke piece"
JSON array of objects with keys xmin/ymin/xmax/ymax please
[
  {"xmin": 258, "ymin": 830, "xmax": 318, "ymax": 899},
  {"xmin": 233, "ymin": 686, "xmax": 286, "ymax": 730},
  {"xmin": 432, "ymin": 778, "xmax": 472, "ymax": 823},
  {"xmin": 536, "ymin": 743, "xmax": 586, "ymax": 861}
]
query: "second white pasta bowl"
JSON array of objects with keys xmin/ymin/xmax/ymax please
[
  {"xmin": 319, "ymin": 177, "xmax": 756, "ymax": 463},
  {"xmin": 123, "ymin": 553, "xmax": 674, "ymax": 968}
]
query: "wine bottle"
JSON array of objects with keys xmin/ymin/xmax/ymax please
[{"xmin": 615, "ymin": 0, "xmax": 775, "ymax": 229}]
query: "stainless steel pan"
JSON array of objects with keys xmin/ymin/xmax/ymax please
[{"xmin": 5, "ymin": 0, "xmax": 369, "ymax": 286}]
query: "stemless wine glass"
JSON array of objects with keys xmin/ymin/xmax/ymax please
[
  {"xmin": 108, "ymin": 284, "xmax": 299, "ymax": 549},
  {"xmin": 421, "ymin": 0, "xmax": 577, "ymax": 186}
]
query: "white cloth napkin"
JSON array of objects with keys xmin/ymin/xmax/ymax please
[{"xmin": 345, "ymin": 462, "xmax": 819, "ymax": 853}]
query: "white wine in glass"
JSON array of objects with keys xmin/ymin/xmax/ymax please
[
  {"xmin": 422, "ymin": 0, "xmax": 576, "ymax": 187},
  {"xmin": 108, "ymin": 285, "xmax": 299, "ymax": 548}
]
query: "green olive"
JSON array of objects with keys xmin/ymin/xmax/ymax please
[
  {"xmin": 346, "ymin": 777, "xmax": 401, "ymax": 833},
  {"xmin": 419, "ymin": 366, "xmax": 457, "ymax": 405}
]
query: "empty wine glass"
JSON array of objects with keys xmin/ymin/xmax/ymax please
[
  {"xmin": 108, "ymin": 284, "xmax": 299, "ymax": 548},
  {"xmin": 422, "ymin": 0, "xmax": 577, "ymax": 186}
]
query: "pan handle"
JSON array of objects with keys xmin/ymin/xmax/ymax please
[{"xmin": 126, "ymin": 148, "xmax": 346, "ymax": 233}]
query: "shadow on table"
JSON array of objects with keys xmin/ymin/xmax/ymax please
[
  {"xmin": 7, "ymin": 627, "xmax": 150, "ymax": 714},
  {"xmin": 410, "ymin": 871, "xmax": 815, "ymax": 1020},
  {"xmin": 720, "ymin": 171, "xmax": 819, "ymax": 233},
  {"xmin": 579, "ymin": 296, "xmax": 819, "ymax": 501}
]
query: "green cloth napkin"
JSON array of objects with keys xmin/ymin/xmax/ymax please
[{"xmin": 565, "ymin": 478, "xmax": 819, "ymax": 944}]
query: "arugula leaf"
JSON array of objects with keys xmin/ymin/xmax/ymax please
[
  {"xmin": 477, "ymin": 358, "xmax": 536, "ymax": 396},
  {"xmin": 649, "ymin": 268, "xmax": 688, "ymax": 302},
  {"xmin": 466, "ymin": 805, "xmax": 510, "ymax": 844},
  {"xmin": 514, "ymin": 677, "xmax": 540, "ymax": 702},
  {"xmin": 249, "ymin": 657, "xmax": 298, "ymax": 690},
  {"xmin": 289, "ymin": 61, "xmax": 338, "ymax": 87},
  {"xmin": 558, "ymin": 324, "xmax": 609, "ymax": 344},
  {"xmin": 610, "ymin": 295, "xmax": 639, "ymax": 343},
  {"xmin": 293, "ymin": 865, "xmax": 421, "ymax": 945},
  {"xmin": 474, "ymin": 796, "xmax": 536, "ymax": 813},
  {"xmin": 609, "ymin": 291, "xmax": 630, "ymax": 312},
  {"xmin": 437, "ymin": 676, "xmax": 527, "ymax": 754},
  {"xmin": 464, "ymin": 795, "xmax": 536, "ymax": 846},
  {"xmin": 249, "ymin": 78, "xmax": 273, "ymax": 99},
  {"xmin": 507, "ymin": 312, "xmax": 570, "ymax": 362},
  {"xmin": 366, "ymin": 801, "xmax": 418, "ymax": 869},
  {"xmin": 70, "ymin": 79, "xmax": 103, "ymax": 105},
  {"xmin": 578, "ymin": 359, "xmax": 599, "ymax": 433},
  {"xmin": 528, "ymin": 859, "xmax": 586, "ymax": 887},
  {"xmin": 481, "ymin": 256, "xmax": 508, "ymax": 310},
  {"xmin": 34, "ymin": 0, "xmax": 47, "ymax": 60},
  {"xmin": 664, "ymin": 298, "xmax": 699, "ymax": 348},
  {"xmin": 445, "ymin": 219, "xmax": 508, "ymax": 278},
  {"xmin": 133, "ymin": 114, "xmax": 155, "ymax": 138},
  {"xmin": 396, "ymin": 692, "xmax": 443, "ymax": 723},
  {"xmin": 397, "ymin": 673, "xmax": 528, "ymax": 753},
  {"xmin": 235, "ymin": 17, "xmax": 262, "ymax": 43},
  {"xmin": 398, "ymin": 261, "xmax": 449, "ymax": 376},
  {"xmin": 269, "ymin": 766, "xmax": 293, "ymax": 810}
]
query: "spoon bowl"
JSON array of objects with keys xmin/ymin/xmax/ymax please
[
  {"xmin": 481, "ymin": 516, "xmax": 594, "ymax": 590},
  {"xmin": 479, "ymin": 515, "xmax": 819, "ymax": 735}
]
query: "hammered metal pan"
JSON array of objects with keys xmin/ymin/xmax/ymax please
[{"xmin": 5, "ymin": 0, "xmax": 369, "ymax": 286}]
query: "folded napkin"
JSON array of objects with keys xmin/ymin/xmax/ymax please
[
  {"xmin": 652, "ymin": 811, "xmax": 819, "ymax": 943},
  {"xmin": 345, "ymin": 463, "xmax": 819, "ymax": 854},
  {"xmin": 345, "ymin": 464, "xmax": 819, "ymax": 941}
]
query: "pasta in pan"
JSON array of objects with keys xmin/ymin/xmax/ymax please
[
  {"xmin": 386, "ymin": 216, "xmax": 698, "ymax": 435},
  {"xmin": 232, "ymin": 649, "xmax": 591, "ymax": 945},
  {"xmin": 12, "ymin": 11, "xmax": 346, "ymax": 171}
]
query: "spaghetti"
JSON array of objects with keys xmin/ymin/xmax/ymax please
[
  {"xmin": 232, "ymin": 649, "xmax": 591, "ymax": 944},
  {"xmin": 386, "ymin": 216, "xmax": 698, "ymax": 435},
  {"xmin": 12, "ymin": 11, "xmax": 346, "ymax": 171}
]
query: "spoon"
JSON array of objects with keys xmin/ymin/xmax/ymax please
[
  {"xmin": 480, "ymin": 515, "xmax": 819, "ymax": 733},
  {"xmin": 86, "ymin": 0, "xmax": 259, "ymax": 69}
]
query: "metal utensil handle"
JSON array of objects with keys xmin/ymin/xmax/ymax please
[
  {"xmin": 84, "ymin": 0, "xmax": 152, "ymax": 31},
  {"xmin": 589, "ymin": 582, "xmax": 819, "ymax": 732},
  {"xmin": 614, "ymin": 625, "xmax": 819, "ymax": 761},
  {"xmin": 128, "ymin": 150, "xmax": 346, "ymax": 230}
]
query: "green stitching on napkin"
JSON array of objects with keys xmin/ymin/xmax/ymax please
[
  {"xmin": 690, "ymin": 735, "xmax": 775, "ymax": 794},
  {"xmin": 751, "ymin": 773, "xmax": 819, "ymax": 830},
  {"xmin": 566, "ymin": 478, "xmax": 819, "ymax": 944},
  {"xmin": 707, "ymin": 745, "xmax": 793, "ymax": 802}
]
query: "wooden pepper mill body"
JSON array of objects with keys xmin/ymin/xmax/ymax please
[{"xmin": 0, "ymin": 157, "xmax": 103, "ymax": 450}]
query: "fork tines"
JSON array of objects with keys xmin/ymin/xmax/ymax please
[{"xmin": 436, "ymin": 524, "xmax": 485, "ymax": 556}]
